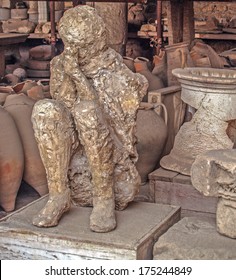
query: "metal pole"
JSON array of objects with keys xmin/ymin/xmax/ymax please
[
  {"xmin": 156, "ymin": 0, "xmax": 162, "ymax": 55},
  {"xmin": 50, "ymin": 0, "xmax": 56, "ymax": 58}
]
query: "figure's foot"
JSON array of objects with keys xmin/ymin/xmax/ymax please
[
  {"xmin": 32, "ymin": 189, "xmax": 71, "ymax": 227},
  {"xmin": 90, "ymin": 197, "xmax": 116, "ymax": 233}
]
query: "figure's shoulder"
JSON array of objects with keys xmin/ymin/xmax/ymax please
[{"xmin": 50, "ymin": 52, "xmax": 65, "ymax": 67}]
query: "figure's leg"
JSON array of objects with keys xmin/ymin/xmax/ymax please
[
  {"xmin": 31, "ymin": 99, "xmax": 77, "ymax": 227},
  {"xmin": 73, "ymin": 100, "xmax": 116, "ymax": 232}
]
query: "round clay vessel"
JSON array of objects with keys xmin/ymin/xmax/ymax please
[
  {"xmin": 28, "ymin": 13, "xmax": 38, "ymax": 23},
  {"xmin": 27, "ymin": 59, "xmax": 50, "ymax": 71},
  {"xmin": 4, "ymin": 74, "xmax": 20, "ymax": 86},
  {"xmin": 0, "ymin": 8, "xmax": 10, "ymax": 21},
  {"xmin": 29, "ymin": 45, "xmax": 52, "ymax": 61},
  {"xmin": 10, "ymin": 8, "xmax": 28, "ymax": 19},
  {"xmin": 13, "ymin": 68, "xmax": 27, "ymax": 80},
  {"xmin": 134, "ymin": 57, "xmax": 164, "ymax": 101},
  {"xmin": 4, "ymin": 94, "xmax": 48, "ymax": 196},
  {"xmin": 123, "ymin": 56, "xmax": 135, "ymax": 72},
  {"xmin": 13, "ymin": 80, "xmax": 37, "ymax": 94},
  {"xmin": 26, "ymin": 69, "xmax": 50, "ymax": 78},
  {"xmin": 0, "ymin": 106, "xmax": 24, "ymax": 211},
  {"xmin": 0, "ymin": 92, "xmax": 10, "ymax": 105},
  {"xmin": 136, "ymin": 107, "xmax": 167, "ymax": 183},
  {"xmin": 27, "ymin": 85, "xmax": 45, "ymax": 100}
]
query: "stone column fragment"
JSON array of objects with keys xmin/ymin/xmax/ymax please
[{"xmin": 191, "ymin": 149, "xmax": 236, "ymax": 238}]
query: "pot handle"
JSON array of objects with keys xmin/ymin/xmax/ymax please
[
  {"xmin": 154, "ymin": 102, "xmax": 168, "ymax": 126},
  {"xmin": 139, "ymin": 102, "xmax": 168, "ymax": 125}
]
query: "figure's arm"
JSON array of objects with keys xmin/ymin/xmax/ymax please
[{"xmin": 63, "ymin": 49, "xmax": 97, "ymax": 102}]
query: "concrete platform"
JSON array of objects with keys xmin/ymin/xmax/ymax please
[
  {"xmin": 0, "ymin": 197, "xmax": 180, "ymax": 260},
  {"xmin": 153, "ymin": 216, "xmax": 236, "ymax": 260}
]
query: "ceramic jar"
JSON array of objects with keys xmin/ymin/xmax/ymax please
[
  {"xmin": 136, "ymin": 104, "xmax": 168, "ymax": 183},
  {"xmin": 4, "ymin": 94, "xmax": 48, "ymax": 196},
  {"xmin": 134, "ymin": 57, "xmax": 164, "ymax": 101},
  {"xmin": 0, "ymin": 106, "xmax": 24, "ymax": 211}
]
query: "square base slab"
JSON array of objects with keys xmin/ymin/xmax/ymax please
[
  {"xmin": 153, "ymin": 217, "xmax": 236, "ymax": 260},
  {"xmin": 0, "ymin": 197, "xmax": 180, "ymax": 260}
]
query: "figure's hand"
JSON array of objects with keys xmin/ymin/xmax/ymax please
[
  {"xmin": 63, "ymin": 48, "xmax": 80, "ymax": 76},
  {"xmin": 62, "ymin": 47, "xmax": 97, "ymax": 101}
]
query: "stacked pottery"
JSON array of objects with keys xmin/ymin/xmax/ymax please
[
  {"xmin": 54, "ymin": 1, "xmax": 64, "ymax": 23},
  {"xmin": 10, "ymin": 6, "xmax": 28, "ymax": 20},
  {"xmin": 134, "ymin": 57, "xmax": 164, "ymax": 101},
  {"xmin": 27, "ymin": 1, "xmax": 38, "ymax": 24},
  {"xmin": 38, "ymin": 1, "xmax": 48, "ymax": 23},
  {"xmin": 26, "ymin": 45, "xmax": 51, "ymax": 79}
]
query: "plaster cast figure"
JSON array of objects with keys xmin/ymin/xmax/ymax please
[{"xmin": 31, "ymin": 6, "xmax": 148, "ymax": 232}]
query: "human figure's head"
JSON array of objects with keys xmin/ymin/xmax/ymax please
[{"xmin": 58, "ymin": 5, "xmax": 108, "ymax": 60}]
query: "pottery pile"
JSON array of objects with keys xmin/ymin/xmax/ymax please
[
  {"xmin": 26, "ymin": 45, "xmax": 52, "ymax": 79},
  {"xmin": 0, "ymin": 1, "xmax": 65, "ymax": 33}
]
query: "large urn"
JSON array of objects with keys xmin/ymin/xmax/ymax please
[{"xmin": 160, "ymin": 67, "xmax": 236, "ymax": 175}]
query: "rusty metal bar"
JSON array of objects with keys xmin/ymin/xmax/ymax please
[
  {"xmin": 49, "ymin": 0, "xmax": 56, "ymax": 58},
  {"xmin": 155, "ymin": 0, "xmax": 162, "ymax": 55}
]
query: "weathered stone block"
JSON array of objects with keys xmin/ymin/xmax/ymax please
[
  {"xmin": 0, "ymin": 197, "xmax": 180, "ymax": 260},
  {"xmin": 153, "ymin": 217, "xmax": 236, "ymax": 260}
]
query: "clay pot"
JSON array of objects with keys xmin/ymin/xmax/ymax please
[
  {"xmin": 190, "ymin": 41, "xmax": 224, "ymax": 69},
  {"xmin": 55, "ymin": 2, "xmax": 64, "ymax": 11},
  {"xmin": 13, "ymin": 80, "xmax": 37, "ymax": 94},
  {"xmin": 29, "ymin": 45, "xmax": 52, "ymax": 61},
  {"xmin": 0, "ymin": 92, "xmax": 9, "ymax": 105},
  {"xmin": 123, "ymin": 56, "xmax": 135, "ymax": 72},
  {"xmin": 4, "ymin": 74, "xmax": 20, "ymax": 86},
  {"xmin": 27, "ymin": 85, "xmax": 45, "ymax": 100},
  {"xmin": 28, "ymin": 1, "xmax": 38, "ymax": 14},
  {"xmin": 27, "ymin": 59, "xmax": 50, "ymax": 71},
  {"xmin": 13, "ymin": 68, "xmax": 27, "ymax": 80},
  {"xmin": 28, "ymin": 13, "xmax": 38, "ymax": 24},
  {"xmin": 152, "ymin": 50, "xmax": 167, "ymax": 87},
  {"xmin": 55, "ymin": 10, "xmax": 64, "ymax": 22},
  {"xmin": 0, "ymin": 86, "xmax": 14, "ymax": 94},
  {"xmin": 165, "ymin": 42, "xmax": 194, "ymax": 86},
  {"xmin": 0, "ymin": 107, "xmax": 24, "ymax": 211},
  {"xmin": 0, "ymin": 8, "xmax": 10, "ymax": 20},
  {"xmin": 5, "ymin": 63, "xmax": 21, "ymax": 74},
  {"xmin": 4, "ymin": 94, "xmax": 48, "ymax": 196},
  {"xmin": 26, "ymin": 69, "xmax": 50, "ymax": 78},
  {"xmin": 134, "ymin": 57, "xmax": 164, "ymax": 101},
  {"xmin": 136, "ymin": 104, "xmax": 168, "ymax": 183},
  {"xmin": 11, "ymin": 8, "xmax": 28, "ymax": 19}
]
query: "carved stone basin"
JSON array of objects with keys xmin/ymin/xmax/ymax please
[{"xmin": 160, "ymin": 67, "xmax": 236, "ymax": 176}]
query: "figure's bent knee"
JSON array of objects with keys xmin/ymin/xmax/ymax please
[{"xmin": 32, "ymin": 99, "xmax": 67, "ymax": 123}]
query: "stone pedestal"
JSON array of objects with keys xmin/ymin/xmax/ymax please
[
  {"xmin": 153, "ymin": 217, "xmax": 236, "ymax": 260},
  {"xmin": 161, "ymin": 67, "xmax": 236, "ymax": 175},
  {"xmin": 0, "ymin": 197, "xmax": 180, "ymax": 259}
]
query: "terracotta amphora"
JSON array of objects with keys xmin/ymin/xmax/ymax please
[
  {"xmin": 136, "ymin": 103, "xmax": 168, "ymax": 183},
  {"xmin": 0, "ymin": 106, "xmax": 24, "ymax": 211},
  {"xmin": 134, "ymin": 57, "xmax": 164, "ymax": 101},
  {"xmin": 123, "ymin": 56, "xmax": 135, "ymax": 72},
  {"xmin": 4, "ymin": 94, "xmax": 48, "ymax": 196}
]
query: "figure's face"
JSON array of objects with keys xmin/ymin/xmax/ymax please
[{"xmin": 58, "ymin": 5, "xmax": 107, "ymax": 55}]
